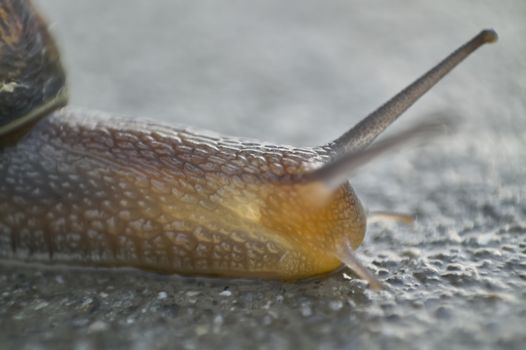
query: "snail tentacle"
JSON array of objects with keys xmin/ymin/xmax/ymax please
[
  {"xmin": 303, "ymin": 118, "xmax": 450, "ymax": 189},
  {"xmin": 367, "ymin": 211, "xmax": 416, "ymax": 225},
  {"xmin": 327, "ymin": 29, "xmax": 497, "ymax": 156},
  {"xmin": 336, "ymin": 241, "xmax": 383, "ymax": 290}
]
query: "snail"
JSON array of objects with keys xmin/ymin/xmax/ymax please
[{"xmin": 0, "ymin": 0, "xmax": 497, "ymax": 289}]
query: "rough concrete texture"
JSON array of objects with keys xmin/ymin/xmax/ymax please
[{"xmin": 1, "ymin": 1, "xmax": 525, "ymax": 349}]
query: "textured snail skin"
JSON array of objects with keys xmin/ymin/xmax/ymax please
[{"xmin": 0, "ymin": 108, "xmax": 366, "ymax": 279}]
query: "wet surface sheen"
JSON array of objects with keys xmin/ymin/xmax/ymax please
[{"xmin": 1, "ymin": 1, "xmax": 525, "ymax": 349}]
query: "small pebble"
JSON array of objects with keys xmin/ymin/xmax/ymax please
[
  {"xmin": 329, "ymin": 300, "xmax": 343, "ymax": 311},
  {"xmin": 219, "ymin": 290, "xmax": 232, "ymax": 297},
  {"xmin": 34, "ymin": 302, "xmax": 48, "ymax": 311},
  {"xmin": 80, "ymin": 298, "xmax": 93, "ymax": 309},
  {"xmin": 88, "ymin": 321, "xmax": 108, "ymax": 333},
  {"xmin": 262, "ymin": 315, "xmax": 272, "ymax": 326},
  {"xmin": 300, "ymin": 304, "xmax": 312, "ymax": 317},
  {"xmin": 195, "ymin": 325, "xmax": 208, "ymax": 336},
  {"xmin": 158, "ymin": 291, "xmax": 168, "ymax": 300},
  {"xmin": 213, "ymin": 314, "xmax": 224, "ymax": 326}
]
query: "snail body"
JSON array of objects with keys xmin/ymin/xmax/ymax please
[
  {"xmin": 1, "ymin": 109, "xmax": 365, "ymax": 279},
  {"xmin": 0, "ymin": 0, "xmax": 497, "ymax": 287}
]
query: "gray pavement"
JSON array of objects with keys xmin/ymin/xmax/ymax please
[{"xmin": 1, "ymin": 1, "xmax": 525, "ymax": 349}]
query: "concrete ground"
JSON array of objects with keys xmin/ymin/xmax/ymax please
[{"xmin": 1, "ymin": 1, "xmax": 525, "ymax": 349}]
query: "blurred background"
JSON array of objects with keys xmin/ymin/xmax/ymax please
[
  {"xmin": 39, "ymin": 0, "xmax": 524, "ymax": 145},
  {"xmin": 2, "ymin": 1, "xmax": 524, "ymax": 349}
]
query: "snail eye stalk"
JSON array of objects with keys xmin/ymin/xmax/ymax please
[{"xmin": 328, "ymin": 29, "xmax": 498, "ymax": 156}]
